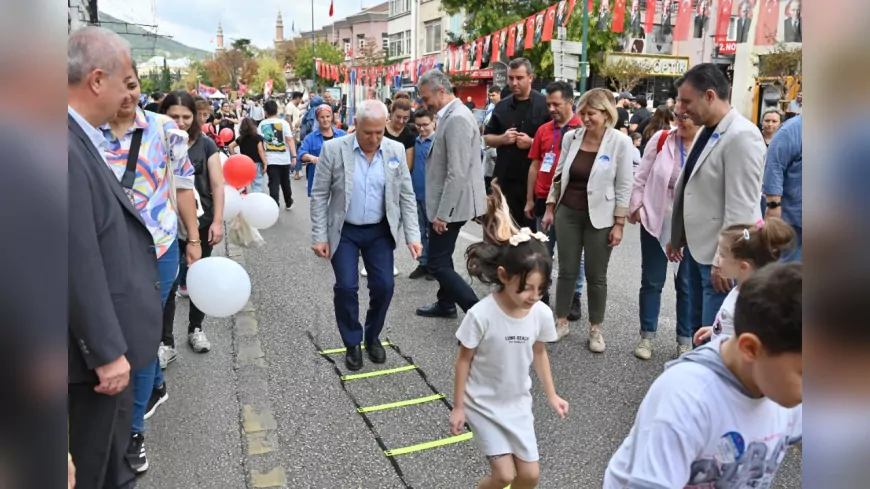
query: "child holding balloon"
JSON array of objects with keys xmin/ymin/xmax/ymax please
[{"xmin": 229, "ymin": 118, "xmax": 268, "ymax": 194}]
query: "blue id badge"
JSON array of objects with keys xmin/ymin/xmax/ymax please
[{"xmin": 541, "ymin": 152, "xmax": 556, "ymax": 173}]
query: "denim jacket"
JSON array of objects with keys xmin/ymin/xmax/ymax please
[
  {"xmin": 762, "ymin": 116, "xmax": 802, "ymax": 228},
  {"xmin": 298, "ymin": 126, "xmax": 348, "ymax": 163}
]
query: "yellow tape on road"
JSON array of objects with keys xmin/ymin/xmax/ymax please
[
  {"xmin": 357, "ymin": 394, "xmax": 445, "ymax": 413},
  {"xmin": 341, "ymin": 365, "xmax": 418, "ymax": 381},
  {"xmin": 319, "ymin": 341, "xmax": 392, "ymax": 355},
  {"xmin": 384, "ymin": 432, "xmax": 473, "ymax": 457}
]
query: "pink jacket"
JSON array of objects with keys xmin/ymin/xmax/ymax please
[{"xmin": 629, "ymin": 129, "xmax": 683, "ymax": 238}]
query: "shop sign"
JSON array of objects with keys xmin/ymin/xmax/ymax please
[
  {"xmin": 605, "ymin": 53, "xmax": 690, "ymax": 77},
  {"xmin": 717, "ymin": 41, "xmax": 737, "ymax": 55}
]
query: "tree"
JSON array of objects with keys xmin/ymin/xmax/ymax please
[
  {"xmin": 140, "ymin": 76, "xmax": 158, "ymax": 96},
  {"xmin": 565, "ymin": 0, "xmax": 628, "ymax": 72},
  {"xmin": 352, "ymin": 37, "xmax": 387, "ymax": 68},
  {"xmin": 160, "ymin": 59, "xmax": 171, "ymax": 92},
  {"xmin": 290, "ymin": 40, "xmax": 344, "ymax": 86},
  {"xmin": 230, "ymin": 38, "xmax": 255, "ymax": 59},
  {"xmin": 755, "ymin": 40, "xmax": 802, "ymax": 103},
  {"xmin": 189, "ymin": 60, "xmax": 212, "ymax": 87},
  {"xmin": 252, "ymin": 56, "xmax": 287, "ymax": 95},
  {"xmin": 596, "ymin": 55, "xmax": 649, "ymax": 93}
]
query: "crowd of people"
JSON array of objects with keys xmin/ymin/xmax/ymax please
[{"xmin": 68, "ymin": 24, "xmax": 803, "ymax": 489}]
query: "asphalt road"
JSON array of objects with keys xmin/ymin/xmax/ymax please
[{"xmin": 138, "ymin": 176, "xmax": 801, "ymax": 488}]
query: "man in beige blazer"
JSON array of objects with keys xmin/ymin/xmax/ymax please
[
  {"xmin": 310, "ymin": 100, "xmax": 422, "ymax": 371},
  {"xmin": 669, "ymin": 63, "xmax": 766, "ymax": 337}
]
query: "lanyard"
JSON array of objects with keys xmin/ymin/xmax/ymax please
[
  {"xmin": 550, "ymin": 120, "xmax": 568, "ymax": 153},
  {"xmin": 679, "ymin": 136, "xmax": 685, "ymax": 167}
]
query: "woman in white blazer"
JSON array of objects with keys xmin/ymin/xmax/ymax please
[{"xmin": 541, "ymin": 88, "xmax": 634, "ymax": 352}]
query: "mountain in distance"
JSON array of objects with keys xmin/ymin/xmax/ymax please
[{"xmin": 99, "ymin": 11, "xmax": 211, "ymax": 62}]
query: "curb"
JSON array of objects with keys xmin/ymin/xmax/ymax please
[{"xmin": 226, "ymin": 242, "xmax": 287, "ymax": 488}]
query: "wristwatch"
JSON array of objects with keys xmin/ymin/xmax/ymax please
[{"xmin": 766, "ymin": 201, "xmax": 782, "ymax": 209}]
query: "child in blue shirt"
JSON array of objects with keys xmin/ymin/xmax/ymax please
[{"xmin": 409, "ymin": 109, "xmax": 436, "ymax": 280}]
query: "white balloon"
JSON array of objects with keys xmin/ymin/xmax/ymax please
[
  {"xmin": 241, "ymin": 193, "xmax": 279, "ymax": 229},
  {"xmin": 187, "ymin": 257, "xmax": 251, "ymax": 318},
  {"xmin": 224, "ymin": 186, "xmax": 243, "ymax": 220}
]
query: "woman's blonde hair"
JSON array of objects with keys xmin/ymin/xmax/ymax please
[{"xmin": 576, "ymin": 88, "xmax": 618, "ymax": 128}]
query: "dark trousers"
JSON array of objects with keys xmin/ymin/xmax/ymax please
[
  {"xmin": 266, "ymin": 164, "xmax": 292, "ymax": 207},
  {"xmin": 68, "ymin": 384, "xmax": 135, "ymax": 489},
  {"xmin": 499, "ymin": 179, "xmax": 536, "ymax": 230},
  {"xmin": 639, "ymin": 224, "xmax": 692, "ymax": 343},
  {"xmin": 428, "ymin": 220, "xmax": 479, "ymax": 311},
  {"xmin": 683, "ymin": 246, "xmax": 729, "ymax": 335},
  {"xmin": 331, "ymin": 221, "xmax": 395, "ymax": 347},
  {"xmin": 162, "ymin": 229, "xmax": 215, "ymax": 347}
]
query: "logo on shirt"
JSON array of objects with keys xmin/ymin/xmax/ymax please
[
  {"xmin": 388, "ymin": 156, "xmax": 400, "ymax": 169},
  {"xmin": 504, "ymin": 335, "xmax": 529, "ymax": 344},
  {"xmin": 261, "ymin": 122, "xmax": 287, "ymax": 152},
  {"xmin": 687, "ymin": 431, "xmax": 799, "ymax": 488},
  {"xmin": 598, "ymin": 155, "xmax": 611, "ymax": 162}
]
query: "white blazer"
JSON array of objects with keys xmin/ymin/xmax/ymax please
[{"xmin": 546, "ymin": 126, "xmax": 634, "ymax": 229}]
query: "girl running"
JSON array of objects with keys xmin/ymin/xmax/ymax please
[
  {"xmin": 694, "ymin": 217, "xmax": 796, "ymax": 345},
  {"xmin": 451, "ymin": 184, "xmax": 569, "ymax": 489}
]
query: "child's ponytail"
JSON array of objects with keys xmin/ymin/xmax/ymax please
[
  {"xmin": 720, "ymin": 217, "xmax": 797, "ymax": 268},
  {"xmin": 465, "ymin": 183, "xmax": 552, "ymax": 291}
]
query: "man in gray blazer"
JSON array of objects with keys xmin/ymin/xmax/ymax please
[
  {"xmin": 68, "ymin": 27, "xmax": 163, "ymax": 489},
  {"xmin": 310, "ymin": 100, "xmax": 421, "ymax": 371},
  {"xmin": 415, "ymin": 70, "xmax": 487, "ymax": 319},
  {"xmin": 669, "ymin": 63, "xmax": 766, "ymax": 338}
]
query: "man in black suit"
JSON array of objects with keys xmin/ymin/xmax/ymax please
[
  {"xmin": 68, "ymin": 26, "xmax": 163, "ymax": 489},
  {"xmin": 736, "ymin": 0, "xmax": 753, "ymax": 43},
  {"xmin": 783, "ymin": 0, "xmax": 801, "ymax": 42},
  {"xmin": 629, "ymin": 0, "xmax": 644, "ymax": 37}
]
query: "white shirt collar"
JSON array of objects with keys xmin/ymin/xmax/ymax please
[
  {"xmin": 68, "ymin": 105, "xmax": 108, "ymax": 162},
  {"xmin": 437, "ymin": 98, "xmax": 459, "ymax": 122}
]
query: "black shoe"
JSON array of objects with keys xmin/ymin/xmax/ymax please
[
  {"xmin": 143, "ymin": 383, "xmax": 168, "ymax": 420},
  {"xmin": 126, "ymin": 433, "xmax": 149, "ymax": 473},
  {"xmin": 409, "ymin": 265, "xmax": 429, "ymax": 280},
  {"xmin": 365, "ymin": 341, "xmax": 386, "ymax": 364},
  {"xmin": 416, "ymin": 303, "xmax": 458, "ymax": 318},
  {"xmin": 345, "ymin": 345, "xmax": 363, "ymax": 371},
  {"xmin": 567, "ymin": 292, "xmax": 583, "ymax": 321}
]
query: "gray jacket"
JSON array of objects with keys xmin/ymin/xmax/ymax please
[
  {"xmin": 426, "ymin": 98, "xmax": 487, "ymax": 223},
  {"xmin": 310, "ymin": 134, "xmax": 420, "ymax": 254}
]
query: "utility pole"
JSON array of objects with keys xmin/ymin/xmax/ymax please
[
  {"xmin": 580, "ymin": 0, "xmax": 589, "ymax": 94},
  {"xmin": 311, "ymin": 0, "xmax": 317, "ymax": 84}
]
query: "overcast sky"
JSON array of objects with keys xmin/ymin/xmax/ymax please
[{"xmin": 100, "ymin": 0, "xmax": 372, "ymax": 52}]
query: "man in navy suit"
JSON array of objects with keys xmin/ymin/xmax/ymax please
[{"xmin": 68, "ymin": 26, "xmax": 164, "ymax": 489}]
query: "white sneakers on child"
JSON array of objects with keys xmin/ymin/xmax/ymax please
[{"xmin": 588, "ymin": 328, "xmax": 606, "ymax": 353}]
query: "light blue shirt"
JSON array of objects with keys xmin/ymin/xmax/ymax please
[
  {"xmin": 68, "ymin": 105, "xmax": 108, "ymax": 164},
  {"xmin": 344, "ymin": 137, "xmax": 386, "ymax": 225}
]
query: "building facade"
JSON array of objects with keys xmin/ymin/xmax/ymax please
[{"xmin": 299, "ymin": 2, "xmax": 389, "ymax": 61}]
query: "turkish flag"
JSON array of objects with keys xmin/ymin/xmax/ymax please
[
  {"xmin": 507, "ymin": 24, "xmax": 517, "ymax": 57},
  {"xmin": 715, "ymin": 0, "xmax": 733, "ymax": 41},
  {"xmin": 329, "ymin": 0, "xmax": 334, "ymax": 17},
  {"xmin": 564, "ymin": 0, "xmax": 576, "ymax": 26},
  {"xmin": 525, "ymin": 16, "xmax": 535, "ymax": 49},
  {"xmin": 476, "ymin": 38, "xmax": 484, "ymax": 67},
  {"xmin": 543, "ymin": 4, "xmax": 558, "ymax": 41},
  {"xmin": 754, "ymin": 0, "xmax": 780, "ymax": 45},
  {"xmin": 611, "ymin": 0, "xmax": 626, "ymax": 32},
  {"xmin": 674, "ymin": 0, "xmax": 694, "ymax": 41},
  {"xmin": 492, "ymin": 31, "xmax": 501, "ymax": 62},
  {"xmin": 645, "ymin": 0, "xmax": 658, "ymax": 33}
]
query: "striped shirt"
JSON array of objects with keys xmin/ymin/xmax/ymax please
[{"xmin": 101, "ymin": 108, "xmax": 195, "ymax": 258}]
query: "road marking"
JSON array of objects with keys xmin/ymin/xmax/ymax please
[
  {"xmin": 357, "ymin": 394, "xmax": 445, "ymax": 413},
  {"xmin": 249, "ymin": 467, "xmax": 287, "ymax": 488},
  {"xmin": 384, "ymin": 432, "xmax": 474, "ymax": 457},
  {"xmin": 340, "ymin": 364, "xmax": 418, "ymax": 381}
]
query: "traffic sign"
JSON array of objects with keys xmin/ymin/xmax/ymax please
[{"xmin": 550, "ymin": 40, "xmax": 584, "ymax": 55}]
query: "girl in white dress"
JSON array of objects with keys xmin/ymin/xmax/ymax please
[
  {"xmin": 693, "ymin": 217, "xmax": 797, "ymax": 345},
  {"xmin": 451, "ymin": 184, "xmax": 569, "ymax": 489}
]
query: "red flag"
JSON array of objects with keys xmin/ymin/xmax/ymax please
[
  {"xmin": 589, "ymin": 0, "xmax": 595, "ymax": 13},
  {"xmin": 329, "ymin": 0, "xmax": 334, "ymax": 17},
  {"xmin": 491, "ymin": 31, "xmax": 501, "ymax": 63},
  {"xmin": 674, "ymin": 0, "xmax": 694, "ymax": 41},
  {"xmin": 507, "ymin": 24, "xmax": 517, "ymax": 57},
  {"xmin": 525, "ymin": 16, "xmax": 535, "ymax": 49},
  {"xmin": 611, "ymin": 0, "xmax": 626, "ymax": 32},
  {"xmin": 543, "ymin": 4, "xmax": 558, "ymax": 41},
  {"xmin": 754, "ymin": 0, "xmax": 780, "ymax": 45},
  {"xmin": 644, "ymin": 0, "xmax": 658, "ymax": 33},
  {"xmin": 475, "ymin": 39, "xmax": 483, "ymax": 67}
]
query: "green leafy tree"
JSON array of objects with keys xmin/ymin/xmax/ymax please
[
  {"xmin": 252, "ymin": 56, "xmax": 288, "ymax": 95},
  {"xmin": 290, "ymin": 40, "xmax": 344, "ymax": 86},
  {"xmin": 140, "ymin": 76, "xmax": 158, "ymax": 96},
  {"xmin": 230, "ymin": 38, "xmax": 255, "ymax": 59},
  {"xmin": 160, "ymin": 59, "xmax": 171, "ymax": 92},
  {"xmin": 565, "ymin": 0, "xmax": 627, "ymax": 74},
  {"xmin": 188, "ymin": 60, "xmax": 212, "ymax": 87}
]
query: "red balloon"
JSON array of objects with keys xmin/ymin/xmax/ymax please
[
  {"xmin": 203, "ymin": 123, "xmax": 213, "ymax": 134},
  {"xmin": 223, "ymin": 154, "xmax": 257, "ymax": 188},
  {"xmin": 219, "ymin": 127, "xmax": 235, "ymax": 143}
]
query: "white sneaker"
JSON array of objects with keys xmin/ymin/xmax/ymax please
[
  {"xmin": 634, "ymin": 338, "xmax": 653, "ymax": 360},
  {"xmin": 393, "ymin": 266, "xmax": 399, "ymax": 277},
  {"xmin": 588, "ymin": 328, "xmax": 606, "ymax": 353},
  {"xmin": 552, "ymin": 322, "xmax": 570, "ymax": 342},
  {"xmin": 157, "ymin": 343, "xmax": 178, "ymax": 369},
  {"xmin": 176, "ymin": 286, "xmax": 189, "ymax": 299},
  {"xmin": 677, "ymin": 343, "xmax": 692, "ymax": 356},
  {"xmin": 188, "ymin": 328, "xmax": 211, "ymax": 353}
]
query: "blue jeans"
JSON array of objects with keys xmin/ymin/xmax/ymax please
[
  {"xmin": 132, "ymin": 239, "xmax": 177, "ymax": 433},
  {"xmin": 331, "ymin": 221, "xmax": 395, "ymax": 347},
  {"xmin": 415, "ymin": 200, "xmax": 429, "ymax": 266},
  {"xmin": 683, "ymin": 245, "xmax": 729, "ymax": 336},
  {"xmin": 536, "ymin": 214, "xmax": 584, "ymax": 295},
  {"xmin": 638, "ymin": 225, "xmax": 691, "ymax": 344},
  {"xmin": 782, "ymin": 225, "xmax": 802, "ymax": 262},
  {"xmin": 306, "ymin": 163, "xmax": 316, "ymax": 197},
  {"xmin": 251, "ymin": 163, "xmax": 266, "ymax": 193}
]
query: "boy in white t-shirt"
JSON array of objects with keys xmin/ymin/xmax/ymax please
[
  {"xmin": 257, "ymin": 100, "xmax": 297, "ymax": 210},
  {"xmin": 605, "ymin": 262, "xmax": 802, "ymax": 489}
]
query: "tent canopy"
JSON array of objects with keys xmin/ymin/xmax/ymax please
[{"xmin": 208, "ymin": 91, "xmax": 227, "ymax": 99}]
